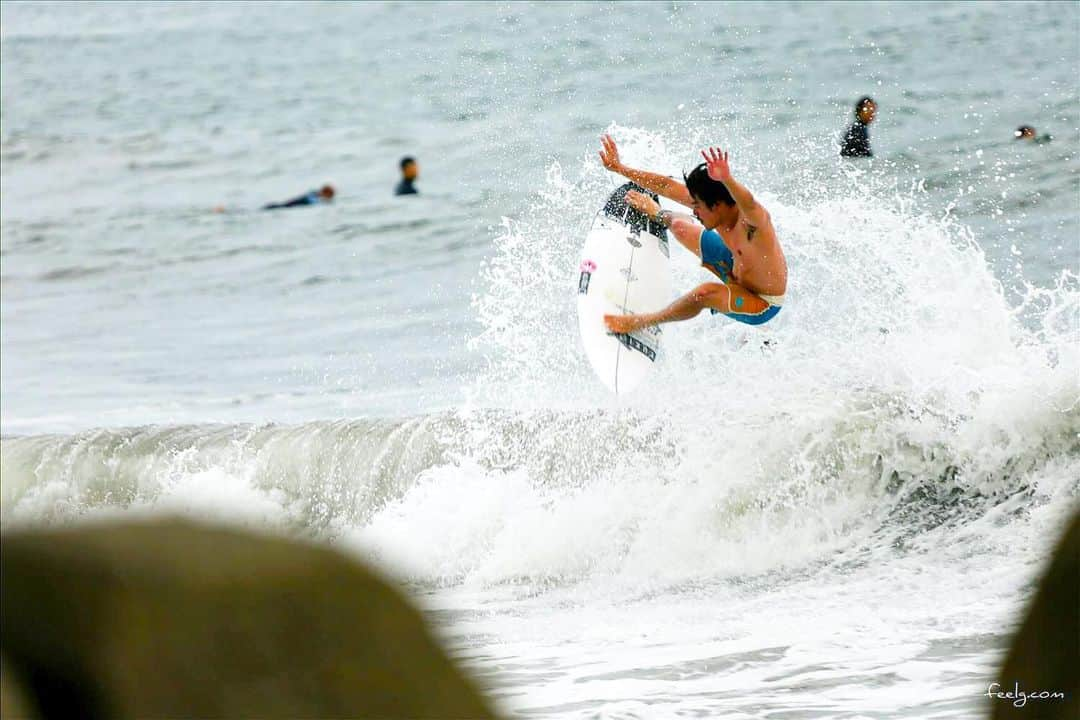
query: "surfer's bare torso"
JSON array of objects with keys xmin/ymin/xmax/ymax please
[{"xmin": 704, "ymin": 213, "xmax": 787, "ymax": 298}]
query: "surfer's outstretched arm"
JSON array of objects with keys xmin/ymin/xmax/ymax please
[
  {"xmin": 600, "ymin": 135, "xmax": 693, "ymax": 206},
  {"xmin": 701, "ymin": 147, "xmax": 771, "ymax": 228}
]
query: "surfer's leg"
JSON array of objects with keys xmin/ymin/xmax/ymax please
[
  {"xmin": 706, "ymin": 282, "xmax": 782, "ymax": 325},
  {"xmin": 698, "ymin": 229, "xmax": 734, "ymax": 280},
  {"xmin": 604, "ymin": 283, "xmax": 724, "ymax": 334},
  {"xmin": 668, "ymin": 216, "xmax": 704, "ymax": 257},
  {"xmin": 701, "ymin": 282, "xmax": 770, "ymax": 315},
  {"xmin": 606, "ymin": 281, "xmax": 781, "ymax": 333}
]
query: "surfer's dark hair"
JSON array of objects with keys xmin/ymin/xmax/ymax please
[
  {"xmin": 683, "ymin": 164, "xmax": 735, "ymax": 208},
  {"xmin": 856, "ymin": 96, "xmax": 875, "ymax": 111},
  {"xmin": 400, "ymin": 156, "xmax": 416, "ymax": 169}
]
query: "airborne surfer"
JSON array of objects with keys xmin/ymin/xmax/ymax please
[{"xmin": 598, "ymin": 134, "xmax": 787, "ymax": 332}]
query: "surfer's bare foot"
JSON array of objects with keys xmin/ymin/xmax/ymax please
[{"xmin": 605, "ymin": 313, "xmax": 648, "ymax": 334}]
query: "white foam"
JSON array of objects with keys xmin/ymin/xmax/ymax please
[{"xmin": 355, "ymin": 123, "xmax": 1079, "ymax": 591}]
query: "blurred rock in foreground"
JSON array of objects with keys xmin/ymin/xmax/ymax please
[
  {"xmin": 1, "ymin": 519, "xmax": 497, "ymax": 719},
  {"xmin": 991, "ymin": 509, "xmax": 1079, "ymax": 719}
]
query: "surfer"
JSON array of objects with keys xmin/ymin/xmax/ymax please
[
  {"xmin": 840, "ymin": 96, "xmax": 876, "ymax": 158},
  {"xmin": 598, "ymin": 135, "xmax": 786, "ymax": 332},
  {"xmin": 395, "ymin": 156, "xmax": 420, "ymax": 195},
  {"xmin": 263, "ymin": 184, "xmax": 335, "ymax": 210},
  {"xmin": 1014, "ymin": 125, "xmax": 1052, "ymax": 143}
]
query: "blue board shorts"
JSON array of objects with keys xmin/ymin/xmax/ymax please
[{"xmin": 700, "ymin": 229, "xmax": 783, "ymax": 326}]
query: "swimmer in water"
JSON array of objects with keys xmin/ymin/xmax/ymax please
[
  {"xmin": 840, "ymin": 96, "xmax": 876, "ymax": 158},
  {"xmin": 1014, "ymin": 125, "xmax": 1052, "ymax": 144},
  {"xmin": 263, "ymin": 184, "xmax": 335, "ymax": 210},
  {"xmin": 395, "ymin": 156, "xmax": 419, "ymax": 196},
  {"xmin": 598, "ymin": 135, "xmax": 787, "ymax": 333}
]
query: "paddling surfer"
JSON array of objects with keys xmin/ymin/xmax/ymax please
[
  {"xmin": 263, "ymin": 184, "xmax": 335, "ymax": 210},
  {"xmin": 598, "ymin": 135, "xmax": 787, "ymax": 332}
]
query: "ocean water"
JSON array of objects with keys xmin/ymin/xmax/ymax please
[{"xmin": 2, "ymin": 2, "xmax": 1079, "ymax": 717}]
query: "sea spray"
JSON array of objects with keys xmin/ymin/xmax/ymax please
[{"xmin": 351, "ymin": 124, "xmax": 1080, "ymax": 588}]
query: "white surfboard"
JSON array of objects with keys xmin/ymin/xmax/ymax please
[{"xmin": 577, "ymin": 183, "xmax": 671, "ymax": 394}]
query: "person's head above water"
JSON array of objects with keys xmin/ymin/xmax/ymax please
[
  {"xmin": 400, "ymin": 156, "xmax": 419, "ymax": 181},
  {"xmin": 855, "ymin": 96, "xmax": 877, "ymax": 125},
  {"xmin": 1014, "ymin": 125, "xmax": 1037, "ymax": 140},
  {"xmin": 683, "ymin": 163, "xmax": 738, "ymax": 230},
  {"xmin": 319, "ymin": 184, "xmax": 335, "ymax": 200}
]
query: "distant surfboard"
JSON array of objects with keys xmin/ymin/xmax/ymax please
[{"xmin": 576, "ymin": 182, "xmax": 671, "ymax": 394}]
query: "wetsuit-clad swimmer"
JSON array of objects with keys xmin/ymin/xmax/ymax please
[
  {"xmin": 263, "ymin": 184, "xmax": 335, "ymax": 210},
  {"xmin": 840, "ymin": 96, "xmax": 876, "ymax": 158},
  {"xmin": 1015, "ymin": 125, "xmax": 1052, "ymax": 144},
  {"xmin": 598, "ymin": 135, "xmax": 787, "ymax": 333},
  {"xmin": 395, "ymin": 156, "xmax": 419, "ymax": 195}
]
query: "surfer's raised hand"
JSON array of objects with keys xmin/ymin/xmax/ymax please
[
  {"xmin": 599, "ymin": 134, "xmax": 624, "ymax": 173},
  {"xmin": 702, "ymin": 147, "xmax": 732, "ymax": 183},
  {"xmin": 625, "ymin": 190, "xmax": 660, "ymax": 218}
]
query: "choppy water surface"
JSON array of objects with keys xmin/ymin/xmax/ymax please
[{"xmin": 2, "ymin": 2, "xmax": 1078, "ymax": 717}]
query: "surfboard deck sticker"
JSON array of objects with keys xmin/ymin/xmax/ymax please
[{"xmin": 577, "ymin": 182, "xmax": 672, "ymax": 394}]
